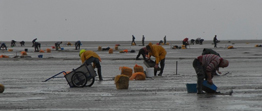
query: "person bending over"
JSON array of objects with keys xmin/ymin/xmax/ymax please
[
  {"xmin": 0, "ymin": 43, "xmax": 7, "ymax": 50},
  {"xmin": 192, "ymin": 54, "xmax": 229, "ymax": 94},
  {"xmin": 55, "ymin": 41, "xmax": 62, "ymax": 50},
  {"xmin": 182, "ymin": 38, "xmax": 189, "ymax": 48},
  {"xmin": 146, "ymin": 42, "xmax": 166, "ymax": 76},
  {"xmin": 79, "ymin": 49, "xmax": 103, "ymax": 81},
  {"xmin": 75, "ymin": 41, "xmax": 81, "ymax": 50},
  {"xmin": 34, "ymin": 42, "xmax": 41, "ymax": 52},
  {"xmin": 136, "ymin": 47, "xmax": 148, "ymax": 60}
]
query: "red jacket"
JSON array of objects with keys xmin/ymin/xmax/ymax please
[{"xmin": 183, "ymin": 38, "xmax": 188, "ymax": 42}]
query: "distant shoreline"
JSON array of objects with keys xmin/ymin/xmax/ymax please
[{"xmin": 1, "ymin": 39, "xmax": 262, "ymax": 44}]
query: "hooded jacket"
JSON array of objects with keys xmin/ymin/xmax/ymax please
[
  {"xmin": 147, "ymin": 43, "xmax": 166, "ymax": 64},
  {"xmin": 80, "ymin": 50, "xmax": 101, "ymax": 63}
]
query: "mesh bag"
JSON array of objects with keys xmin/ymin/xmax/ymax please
[
  {"xmin": 134, "ymin": 64, "xmax": 144, "ymax": 73},
  {"xmin": 129, "ymin": 72, "xmax": 146, "ymax": 80},
  {"xmin": 119, "ymin": 66, "xmax": 133, "ymax": 77},
  {"xmin": 109, "ymin": 48, "xmax": 113, "ymax": 54},
  {"xmin": 98, "ymin": 46, "xmax": 102, "ymax": 51},
  {"xmin": 115, "ymin": 75, "xmax": 129, "ymax": 89}
]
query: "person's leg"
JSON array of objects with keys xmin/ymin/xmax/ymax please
[
  {"xmin": 85, "ymin": 57, "xmax": 103, "ymax": 81},
  {"xmin": 193, "ymin": 59, "xmax": 205, "ymax": 94},
  {"xmin": 158, "ymin": 58, "xmax": 165, "ymax": 76},
  {"xmin": 35, "ymin": 46, "xmax": 37, "ymax": 52},
  {"xmin": 94, "ymin": 59, "xmax": 102, "ymax": 81},
  {"xmin": 55, "ymin": 44, "xmax": 58, "ymax": 50},
  {"xmin": 136, "ymin": 52, "xmax": 141, "ymax": 60},
  {"xmin": 136, "ymin": 49, "xmax": 143, "ymax": 60},
  {"xmin": 142, "ymin": 53, "xmax": 146, "ymax": 60},
  {"xmin": 75, "ymin": 43, "xmax": 77, "ymax": 50}
]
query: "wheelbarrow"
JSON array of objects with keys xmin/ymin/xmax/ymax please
[{"xmin": 42, "ymin": 63, "xmax": 97, "ymax": 87}]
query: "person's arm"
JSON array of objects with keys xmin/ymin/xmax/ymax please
[
  {"xmin": 80, "ymin": 55, "xmax": 85, "ymax": 64},
  {"xmin": 154, "ymin": 52, "xmax": 160, "ymax": 68},
  {"xmin": 216, "ymin": 68, "xmax": 221, "ymax": 74},
  {"xmin": 147, "ymin": 52, "xmax": 151, "ymax": 60}
]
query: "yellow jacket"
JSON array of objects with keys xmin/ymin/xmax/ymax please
[
  {"xmin": 80, "ymin": 50, "xmax": 101, "ymax": 63},
  {"xmin": 147, "ymin": 43, "xmax": 166, "ymax": 64}
]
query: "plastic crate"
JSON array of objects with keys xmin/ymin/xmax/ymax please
[{"xmin": 202, "ymin": 80, "xmax": 217, "ymax": 93}]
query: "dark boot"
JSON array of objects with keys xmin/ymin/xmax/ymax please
[
  {"xmin": 98, "ymin": 68, "xmax": 103, "ymax": 81},
  {"xmin": 158, "ymin": 59, "xmax": 165, "ymax": 76},
  {"xmin": 158, "ymin": 67, "xmax": 164, "ymax": 76},
  {"xmin": 154, "ymin": 68, "xmax": 157, "ymax": 76},
  {"xmin": 197, "ymin": 78, "xmax": 205, "ymax": 94}
]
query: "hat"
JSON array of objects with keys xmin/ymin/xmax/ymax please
[
  {"xmin": 79, "ymin": 49, "xmax": 86, "ymax": 57},
  {"xmin": 220, "ymin": 59, "xmax": 229, "ymax": 67}
]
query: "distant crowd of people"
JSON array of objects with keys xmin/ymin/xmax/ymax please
[{"xmin": 1, "ymin": 35, "xmax": 228, "ymax": 95}]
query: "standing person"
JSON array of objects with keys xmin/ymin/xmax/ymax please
[
  {"xmin": 142, "ymin": 35, "xmax": 145, "ymax": 46},
  {"xmin": 213, "ymin": 35, "xmax": 218, "ymax": 48},
  {"xmin": 146, "ymin": 42, "xmax": 166, "ymax": 76},
  {"xmin": 192, "ymin": 54, "xmax": 229, "ymax": 94},
  {"xmin": 0, "ymin": 42, "xmax": 7, "ymax": 50},
  {"xmin": 163, "ymin": 36, "xmax": 166, "ymax": 44},
  {"xmin": 75, "ymin": 41, "xmax": 81, "ymax": 50},
  {"xmin": 32, "ymin": 38, "xmax": 37, "ymax": 47},
  {"xmin": 55, "ymin": 41, "xmax": 62, "ymax": 50},
  {"xmin": 34, "ymin": 42, "xmax": 41, "ymax": 52},
  {"xmin": 136, "ymin": 47, "xmax": 148, "ymax": 60},
  {"xmin": 79, "ymin": 49, "xmax": 103, "ymax": 81},
  {"xmin": 131, "ymin": 35, "xmax": 136, "ymax": 45},
  {"xmin": 182, "ymin": 38, "xmax": 189, "ymax": 48}
]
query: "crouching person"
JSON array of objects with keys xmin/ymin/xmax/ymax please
[
  {"xmin": 79, "ymin": 49, "xmax": 103, "ymax": 81},
  {"xmin": 192, "ymin": 54, "xmax": 229, "ymax": 94}
]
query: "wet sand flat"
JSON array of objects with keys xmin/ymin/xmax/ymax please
[{"xmin": 0, "ymin": 40, "xmax": 262, "ymax": 111}]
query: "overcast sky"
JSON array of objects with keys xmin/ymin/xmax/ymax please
[{"xmin": 1, "ymin": 0, "xmax": 261, "ymax": 41}]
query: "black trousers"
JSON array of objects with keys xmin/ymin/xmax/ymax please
[
  {"xmin": 34, "ymin": 45, "xmax": 40, "ymax": 52},
  {"xmin": 155, "ymin": 58, "xmax": 165, "ymax": 75},
  {"xmin": 214, "ymin": 42, "xmax": 217, "ymax": 48},
  {"xmin": 193, "ymin": 59, "xmax": 205, "ymax": 92},
  {"xmin": 55, "ymin": 44, "xmax": 60, "ymax": 50},
  {"xmin": 136, "ymin": 49, "xmax": 147, "ymax": 60},
  {"xmin": 75, "ymin": 43, "xmax": 80, "ymax": 50},
  {"xmin": 85, "ymin": 57, "xmax": 102, "ymax": 80},
  {"xmin": 182, "ymin": 41, "xmax": 188, "ymax": 48}
]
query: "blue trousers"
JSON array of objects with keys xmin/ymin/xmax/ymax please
[{"xmin": 85, "ymin": 57, "xmax": 102, "ymax": 80}]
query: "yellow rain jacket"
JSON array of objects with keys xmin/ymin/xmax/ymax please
[
  {"xmin": 80, "ymin": 50, "xmax": 101, "ymax": 63},
  {"xmin": 147, "ymin": 43, "xmax": 166, "ymax": 64}
]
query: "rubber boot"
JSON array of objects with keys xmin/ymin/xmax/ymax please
[
  {"xmin": 197, "ymin": 79, "xmax": 205, "ymax": 94},
  {"xmin": 158, "ymin": 68, "xmax": 163, "ymax": 76},
  {"xmin": 98, "ymin": 68, "xmax": 103, "ymax": 81},
  {"xmin": 154, "ymin": 68, "xmax": 157, "ymax": 76}
]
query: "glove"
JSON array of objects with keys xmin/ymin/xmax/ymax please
[{"xmin": 154, "ymin": 64, "xmax": 159, "ymax": 68}]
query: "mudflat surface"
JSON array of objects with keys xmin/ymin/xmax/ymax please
[{"xmin": 0, "ymin": 40, "xmax": 262, "ymax": 111}]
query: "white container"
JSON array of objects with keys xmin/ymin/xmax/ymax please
[{"xmin": 146, "ymin": 68, "xmax": 154, "ymax": 77}]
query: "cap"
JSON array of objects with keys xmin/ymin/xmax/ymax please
[
  {"xmin": 79, "ymin": 49, "xmax": 86, "ymax": 57},
  {"xmin": 220, "ymin": 59, "xmax": 229, "ymax": 67}
]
